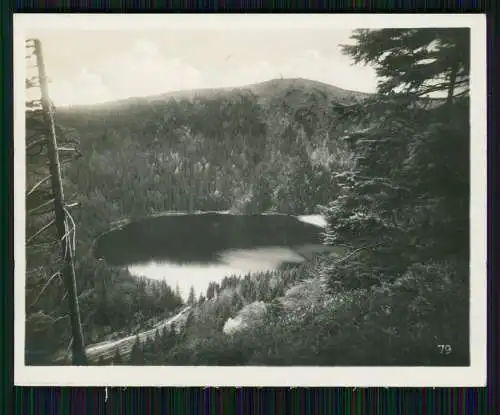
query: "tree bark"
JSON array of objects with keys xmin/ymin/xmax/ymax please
[{"xmin": 33, "ymin": 39, "xmax": 88, "ymax": 365}]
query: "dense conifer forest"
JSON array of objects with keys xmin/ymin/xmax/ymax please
[{"xmin": 25, "ymin": 28, "xmax": 470, "ymax": 366}]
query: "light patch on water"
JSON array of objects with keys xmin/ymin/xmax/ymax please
[
  {"xmin": 296, "ymin": 214, "xmax": 327, "ymax": 228},
  {"xmin": 125, "ymin": 214, "xmax": 327, "ymax": 300},
  {"xmin": 128, "ymin": 261, "xmax": 241, "ymax": 301},
  {"xmin": 128, "ymin": 246, "xmax": 306, "ymax": 300},
  {"xmin": 219, "ymin": 247, "xmax": 305, "ymax": 272}
]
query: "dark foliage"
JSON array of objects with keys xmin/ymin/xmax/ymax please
[{"xmin": 25, "ymin": 28, "xmax": 471, "ymax": 366}]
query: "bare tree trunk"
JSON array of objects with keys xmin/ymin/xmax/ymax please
[{"xmin": 33, "ymin": 39, "xmax": 87, "ymax": 365}]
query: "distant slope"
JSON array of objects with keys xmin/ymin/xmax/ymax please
[
  {"xmin": 51, "ymin": 76, "xmax": 366, "ymax": 223},
  {"xmin": 57, "ymin": 77, "xmax": 372, "ymax": 114},
  {"xmin": 151, "ymin": 77, "xmax": 372, "ymax": 105}
]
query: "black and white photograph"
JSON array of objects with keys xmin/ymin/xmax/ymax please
[{"xmin": 14, "ymin": 14, "xmax": 486, "ymax": 387}]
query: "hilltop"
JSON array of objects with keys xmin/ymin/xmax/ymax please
[
  {"xmin": 56, "ymin": 77, "xmax": 372, "ymax": 114},
  {"xmin": 50, "ymin": 76, "xmax": 363, "ymax": 222}
]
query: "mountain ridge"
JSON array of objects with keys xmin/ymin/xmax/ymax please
[{"xmin": 56, "ymin": 77, "xmax": 373, "ymax": 112}]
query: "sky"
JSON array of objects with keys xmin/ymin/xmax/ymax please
[{"xmin": 24, "ymin": 27, "xmax": 379, "ymax": 107}]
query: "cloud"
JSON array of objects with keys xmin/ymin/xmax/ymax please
[
  {"xmin": 201, "ymin": 48, "xmax": 377, "ymax": 93},
  {"xmin": 219, "ymin": 60, "xmax": 279, "ymax": 87},
  {"xmin": 50, "ymin": 39, "xmax": 204, "ymax": 106},
  {"xmin": 48, "ymin": 40, "xmax": 376, "ymax": 107},
  {"xmin": 50, "ymin": 67, "xmax": 114, "ymax": 106},
  {"xmin": 280, "ymin": 48, "xmax": 377, "ymax": 92},
  {"xmin": 100, "ymin": 40, "xmax": 203, "ymax": 97}
]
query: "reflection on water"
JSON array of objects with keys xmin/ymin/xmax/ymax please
[
  {"xmin": 296, "ymin": 214, "xmax": 327, "ymax": 228},
  {"xmin": 129, "ymin": 246, "xmax": 308, "ymax": 299},
  {"xmin": 95, "ymin": 213, "xmax": 330, "ymax": 299}
]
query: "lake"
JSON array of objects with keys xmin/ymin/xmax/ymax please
[{"xmin": 93, "ymin": 212, "xmax": 331, "ymax": 299}]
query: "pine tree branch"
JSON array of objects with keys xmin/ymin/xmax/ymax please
[
  {"xmin": 26, "ymin": 175, "xmax": 51, "ymax": 199},
  {"xmin": 27, "ymin": 219, "xmax": 56, "ymax": 244},
  {"xmin": 26, "ymin": 137, "xmax": 48, "ymax": 152},
  {"xmin": 28, "ymin": 271, "xmax": 62, "ymax": 309},
  {"xmin": 27, "ymin": 198, "xmax": 55, "ymax": 215},
  {"xmin": 326, "ymin": 243, "xmax": 382, "ymax": 267}
]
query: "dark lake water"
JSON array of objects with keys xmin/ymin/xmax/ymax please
[{"xmin": 94, "ymin": 212, "xmax": 332, "ymax": 298}]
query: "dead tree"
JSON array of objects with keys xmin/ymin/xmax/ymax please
[{"xmin": 25, "ymin": 39, "xmax": 87, "ymax": 365}]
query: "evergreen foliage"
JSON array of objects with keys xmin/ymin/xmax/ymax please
[{"xmin": 25, "ymin": 29, "xmax": 471, "ymax": 366}]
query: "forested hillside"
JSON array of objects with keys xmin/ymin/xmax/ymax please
[{"xmin": 25, "ymin": 28, "xmax": 470, "ymax": 366}]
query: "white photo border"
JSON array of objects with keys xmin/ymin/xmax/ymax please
[{"xmin": 13, "ymin": 13, "xmax": 487, "ymax": 387}]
